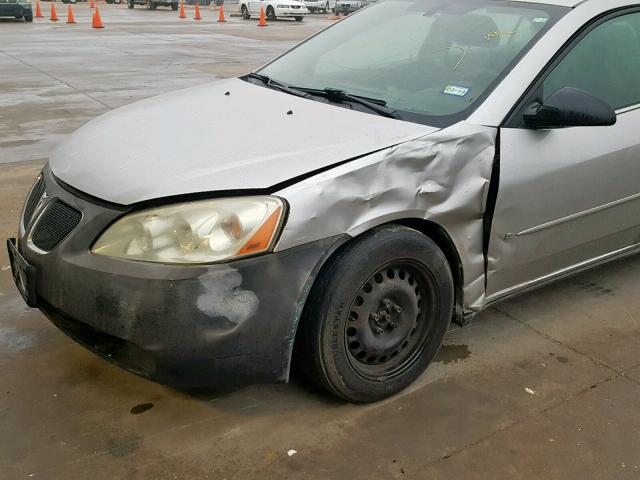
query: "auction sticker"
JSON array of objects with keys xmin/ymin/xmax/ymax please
[{"xmin": 442, "ymin": 85, "xmax": 470, "ymax": 97}]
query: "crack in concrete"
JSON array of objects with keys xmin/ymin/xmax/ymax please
[
  {"xmin": 491, "ymin": 306, "xmax": 619, "ymax": 375},
  {"xmin": 403, "ymin": 306, "xmax": 637, "ymax": 477},
  {"xmin": 0, "ymin": 49, "xmax": 114, "ymax": 110}
]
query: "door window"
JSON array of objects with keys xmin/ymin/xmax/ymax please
[{"xmin": 543, "ymin": 12, "xmax": 640, "ymax": 110}]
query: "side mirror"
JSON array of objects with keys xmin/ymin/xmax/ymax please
[{"xmin": 523, "ymin": 87, "xmax": 617, "ymax": 129}]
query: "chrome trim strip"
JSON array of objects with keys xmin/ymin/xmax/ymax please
[
  {"xmin": 517, "ymin": 191, "xmax": 640, "ymax": 236},
  {"xmin": 19, "ymin": 173, "xmax": 43, "ymax": 238},
  {"xmin": 616, "ymin": 104, "xmax": 640, "ymax": 115},
  {"xmin": 26, "ymin": 197, "xmax": 55, "ymax": 255},
  {"xmin": 485, "ymin": 242, "xmax": 640, "ymax": 306}
]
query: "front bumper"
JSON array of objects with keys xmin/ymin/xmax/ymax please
[
  {"xmin": 275, "ymin": 6, "xmax": 307, "ymax": 16},
  {"xmin": 334, "ymin": 3, "xmax": 359, "ymax": 13},
  {"xmin": 13, "ymin": 166, "xmax": 345, "ymax": 388}
]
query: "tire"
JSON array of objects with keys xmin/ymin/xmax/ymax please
[
  {"xmin": 296, "ymin": 225, "xmax": 454, "ymax": 403},
  {"xmin": 266, "ymin": 6, "xmax": 275, "ymax": 20},
  {"xmin": 324, "ymin": 2, "xmax": 329, "ymax": 12},
  {"xmin": 241, "ymin": 4, "xmax": 250, "ymax": 19},
  {"xmin": 295, "ymin": 15, "xmax": 303, "ymax": 21},
  {"xmin": 24, "ymin": 11, "xmax": 33, "ymax": 21},
  {"xmin": 128, "ymin": 0, "xmax": 134, "ymax": 8},
  {"xmin": 148, "ymin": 1, "xmax": 156, "ymax": 9},
  {"xmin": 171, "ymin": 3, "xmax": 178, "ymax": 9}
]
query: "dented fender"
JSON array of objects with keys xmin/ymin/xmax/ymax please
[{"xmin": 276, "ymin": 122, "xmax": 497, "ymax": 311}]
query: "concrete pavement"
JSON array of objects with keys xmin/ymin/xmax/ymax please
[{"xmin": 2, "ymin": 6, "xmax": 640, "ymax": 479}]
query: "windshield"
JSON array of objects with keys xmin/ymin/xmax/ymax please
[{"xmin": 259, "ymin": 0, "xmax": 568, "ymax": 126}]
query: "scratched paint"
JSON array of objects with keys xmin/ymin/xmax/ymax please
[{"xmin": 197, "ymin": 266, "xmax": 259, "ymax": 326}]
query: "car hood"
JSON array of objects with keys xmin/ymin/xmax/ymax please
[{"xmin": 50, "ymin": 78, "xmax": 436, "ymax": 205}]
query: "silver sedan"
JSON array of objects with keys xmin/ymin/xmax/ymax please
[{"xmin": 8, "ymin": 0, "xmax": 640, "ymax": 402}]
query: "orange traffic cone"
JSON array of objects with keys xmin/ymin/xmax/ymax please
[
  {"xmin": 258, "ymin": 6, "xmax": 267, "ymax": 26},
  {"xmin": 35, "ymin": 0, "xmax": 43, "ymax": 18},
  {"xmin": 193, "ymin": 2, "xmax": 201, "ymax": 20},
  {"xmin": 178, "ymin": 0, "xmax": 186, "ymax": 18},
  {"xmin": 89, "ymin": 0, "xmax": 95, "ymax": 8},
  {"xmin": 50, "ymin": 3, "xmax": 59, "ymax": 21},
  {"xmin": 92, "ymin": 6, "xmax": 104, "ymax": 28},
  {"xmin": 66, "ymin": 4, "xmax": 76, "ymax": 22},
  {"xmin": 217, "ymin": 4, "xmax": 225, "ymax": 22}
]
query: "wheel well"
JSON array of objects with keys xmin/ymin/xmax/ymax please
[
  {"xmin": 290, "ymin": 218, "xmax": 465, "ymax": 379},
  {"xmin": 393, "ymin": 219, "xmax": 464, "ymax": 324}
]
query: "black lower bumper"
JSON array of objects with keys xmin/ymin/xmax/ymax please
[{"xmin": 14, "ymin": 166, "xmax": 346, "ymax": 388}]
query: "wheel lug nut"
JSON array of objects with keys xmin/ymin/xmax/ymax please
[
  {"xmin": 374, "ymin": 327, "xmax": 384, "ymax": 336},
  {"xmin": 394, "ymin": 306, "xmax": 402, "ymax": 313}
]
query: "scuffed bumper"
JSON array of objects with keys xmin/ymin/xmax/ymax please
[{"xmin": 18, "ymin": 166, "xmax": 346, "ymax": 388}]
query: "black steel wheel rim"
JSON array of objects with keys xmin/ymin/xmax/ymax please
[{"xmin": 344, "ymin": 260, "xmax": 437, "ymax": 380}]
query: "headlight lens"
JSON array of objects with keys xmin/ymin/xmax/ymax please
[{"xmin": 92, "ymin": 196, "xmax": 284, "ymax": 264}]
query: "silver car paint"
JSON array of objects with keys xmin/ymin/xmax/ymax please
[
  {"xmin": 469, "ymin": 0, "xmax": 633, "ymax": 127},
  {"xmin": 276, "ymin": 122, "xmax": 496, "ymax": 310},
  {"xmin": 48, "ymin": 0, "xmax": 640, "ymax": 316},
  {"xmin": 487, "ymin": 106, "xmax": 640, "ymax": 306},
  {"xmin": 50, "ymin": 78, "xmax": 433, "ymax": 205}
]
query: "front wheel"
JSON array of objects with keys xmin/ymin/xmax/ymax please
[
  {"xmin": 295, "ymin": 15, "xmax": 303, "ymax": 21},
  {"xmin": 266, "ymin": 6, "xmax": 275, "ymax": 20},
  {"xmin": 296, "ymin": 225, "xmax": 454, "ymax": 403},
  {"xmin": 128, "ymin": 0, "xmax": 134, "ymax": 8},
  {"xmin": 171, "ymin": 3, "xmax": 178, "ymax": 9},
  {"xmin": 148, "ymin": 1, "xmax": 156, "ymax": 9},
  {"xmin": 24, "ymin": 11, "xmax": 33, "ymax": 21},
  {"xmin": 241, "ymin": 4, "xmax": 250, "ymax": 19}
]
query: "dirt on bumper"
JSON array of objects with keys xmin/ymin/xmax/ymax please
[{"xmin": 20, "ymin": 166, "xmax": 346, "ymax": 388}]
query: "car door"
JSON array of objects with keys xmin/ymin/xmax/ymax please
[
  {"xmin": 249, "ymin": 0, "xmax": 265, "ymax": 14},
  {"xmin": 486, "ymin": 9, "xmax": 640, "ymax": 300}
]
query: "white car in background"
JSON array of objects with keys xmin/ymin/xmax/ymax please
[
  {"xmin": 305, "ymin": 0, "xmax": 335, "ymax": 13},
  {"xmin": 240, "ymin": 0, "xmax": 308, "ymax": 21}
]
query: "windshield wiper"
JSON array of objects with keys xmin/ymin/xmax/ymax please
[
  {"xmin": 296, "ymin": 87, "xmax": 400, "ymax": 119},
  {"xmin": 243, "ymin": 73, "xmax": 313, "ymax": 100},
  {"xmin": 244, "ymin": 76, "xmax": 399, "ymax": 119}
]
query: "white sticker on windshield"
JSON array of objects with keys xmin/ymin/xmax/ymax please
[
  {"xmin": 442, "ymin": 85, "xmax": 470, "ymax": 97},
  {"xmin": 532, "ymin": 17, "xmax": 548, "ymax": 24}
]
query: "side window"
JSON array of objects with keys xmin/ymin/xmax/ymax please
[{"xmin": 543, "ymin": 12, "xmax": 640, "ymax": 110}]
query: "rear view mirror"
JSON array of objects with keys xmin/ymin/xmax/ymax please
[{"xmin": 523, "ymin": 87, "xmax": 617, "ymax": 129}]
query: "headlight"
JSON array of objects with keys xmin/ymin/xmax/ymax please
[
  {"xmin": 276, "ymin": 4, "xmax": 289, "ymax": 7},
  {"xmin": 92, "ymin": 196, "xmax": 285, "ymax": 264}
]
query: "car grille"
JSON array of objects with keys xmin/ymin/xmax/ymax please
[
  {"xmin": 23, "ymin": 175, "xmax": 46, "ymax": 229},
  {"xmin": 30, "ymin": 199, "xmax": 82, "ymax": 252}
]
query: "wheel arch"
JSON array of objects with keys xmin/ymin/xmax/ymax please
[{"xmin": 287, "ymin": 218, "xmax": 465, "ymax": 380}]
